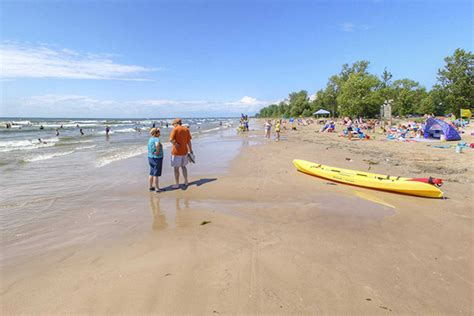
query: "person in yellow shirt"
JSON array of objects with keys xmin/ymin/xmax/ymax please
[{"xmin": 275, "ymin": 119, "xmax": 281, "ymax": 141}]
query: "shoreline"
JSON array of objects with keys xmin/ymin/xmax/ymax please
[{"xmin": 1, "ymin": 120, "xmax": 473, "ymax": 314}]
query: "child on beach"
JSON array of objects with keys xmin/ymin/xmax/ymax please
[
  {"xmin": 148, "ymin": 128, "xmax": 164, "ymax": 192},
  {"xmin": 264, "ymin": 120, "xmax": 272, "ymax": 139},
  {"xmin": 275, "ymin": 120, "xmax": 281, "ymax": 141}
]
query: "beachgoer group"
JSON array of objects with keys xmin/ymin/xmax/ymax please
[
  {"xmin": 239, "ymin": 114, "xmax": 250, "ymax": 132},
  {"xmin": 147, "ymin": 118, "xmax": 193, "ymax": 193}
]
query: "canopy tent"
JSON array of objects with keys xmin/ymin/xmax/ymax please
[
  {"xmin": 423, "ymin": 118, "xmax": 461, "ymax": 141},
  {"xmin": 313, "ymin": 109, "xmax": 330, "ymax": 116}
]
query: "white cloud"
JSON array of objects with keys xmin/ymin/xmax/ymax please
[
  {"xmin": 341, "ymin": 22, "xmax": 355, "ymax": 32},
  {"xmin": 340, "ymin": 22, "xmax": 371, "ymax": 32},
  {"xmin": 239, "ymin": 96, "xmax": 258, "ymax": 105},
  {"xmin": 0, "ymin": 42, "xmax": 155, "ymax": 80},
  {"xmin": 5, "ymin": 94, "xmax": 273, "ymax": 117}
]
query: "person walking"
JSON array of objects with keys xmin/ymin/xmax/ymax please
[
  {"xmin": 169, "ymin": 118, "xmax": 193, "ymax": 189},
  {"xmin": 148, "ymin": 128, "xmax": 164, "ymax": 192}
]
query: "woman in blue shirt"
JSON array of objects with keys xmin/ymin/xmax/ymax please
[{"xmin": 148, "ymin": 128, "xmax": 164, "ymax": 192}]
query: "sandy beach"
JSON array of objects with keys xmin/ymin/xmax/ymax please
[{"xmin": 1, "ymin": 120, "xmax": 473, "ymax": 314}]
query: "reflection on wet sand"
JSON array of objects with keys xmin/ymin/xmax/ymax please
[
  {"xmin": 149, "ymin": 196, "xmax": 193, "ymax": 231},
  {"xmin": 149, "ymin": 195, "xmax": 167, "ymax": 230},
  {"xmin": 175, "ymin": 197, "xmax": 190, "ymax": 210}
]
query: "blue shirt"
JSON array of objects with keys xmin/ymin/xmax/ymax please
[{"xmin": 147, "ymin": 137, "xmax": 163, "ymax": 158}]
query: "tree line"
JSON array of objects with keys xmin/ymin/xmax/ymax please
[{"xmin": 257, "ymin": 49, "xmax": 473, "ymax": 118}]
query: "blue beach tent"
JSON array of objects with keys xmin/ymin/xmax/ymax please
[{"xmin": 423, "ymin": 118, "xmax": 461, "ymax": 141}]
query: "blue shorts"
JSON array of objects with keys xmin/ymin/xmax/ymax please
[{"xmin": 148, "ymin": 157, "xmax": 163, "ymax": 177}]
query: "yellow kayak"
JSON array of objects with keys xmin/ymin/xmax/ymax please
[{"xmin": 293, "ymin": 159, "xmax": 444, "ymax": 198}]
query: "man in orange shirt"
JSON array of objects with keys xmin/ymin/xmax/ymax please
[{"xmin": 170, "ymin": 118, "xmax": 193, "ymax": 189}]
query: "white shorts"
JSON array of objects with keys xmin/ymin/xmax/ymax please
[{"xmin": 171, "ymin": 155, "xmax": 188, "ymax": 167}]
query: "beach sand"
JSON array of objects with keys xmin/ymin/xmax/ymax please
[{"xmin": 1, "ymin": 121, "xmax": 473, "ymax": 314}]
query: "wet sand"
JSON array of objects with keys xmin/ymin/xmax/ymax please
[{"xmin": 1, "ymin": 122, "xmax": 473, "ymax": 314}]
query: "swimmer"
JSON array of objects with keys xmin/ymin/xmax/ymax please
[{"xmin": 80, "ymin": 128, "xmax": 84, "ymax": 135}]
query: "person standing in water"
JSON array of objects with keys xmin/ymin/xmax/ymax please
[
  {"xmin": 148, "ymin": 128, "xmax": 164, "ymax": 192},
  {"xmin": 170, "ymin": 118, "xmax": 193, "ymax": 189},
  {"xmin": 105, "ymin": 125, "xmax": 110, "ymax": 136},
  {"xmin": 264, "ymin": 120, "xmax": 272, "ymax": 139},
  {"xmin": 80, "ymin": 128, "xmax": 84, "ymax": 136},
  {"xmin": 55, "ymin": 129, "xmax": 59, "ymax": 136}
]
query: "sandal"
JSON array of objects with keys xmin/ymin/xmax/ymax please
[{"xmin": 149, "ymin": 187, "xmax": 156, "ymax": 191}]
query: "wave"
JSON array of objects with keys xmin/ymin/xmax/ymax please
[
  {"xmin": 23, "ymin": 150, "xmax": 75, "ymax": 162},
  {"xmin": 95, "ymin": 146, "xmax": 147, "ymax": 168},
  {"xmin": 11, "ymin": 121, "xmax": 32, "ymax": 125},
  {"xmin": 200, "ymin": 127, "xmax": 222, "ymax": 134},
  {"xmin": 74, "ymin": 120, "xmax": 102, "ymax": 124},
  {"xmin": 97, "ymin": 130, "xmax": 115, "ymax": 135},
  {"xmin": 115, "ymin": 128, "xmax": 137, "ymax": 133},
  {"xmin": 96, "ymin": 127, "xmax": 145, "ymax": 135},
  {"xmin": 76, "ymin": 145, "xmax": 97, "ymax": 150},
  {"xmin": 0, "ymin": 137, "xmax": 59, "ymax": 152}
]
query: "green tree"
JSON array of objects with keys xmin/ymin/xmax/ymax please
[
  {"xmin": 378, "ymin": 68, "xmax": 395, "ymax": 101},
  {"xmin": 392, "ymin": 79, "xmax": 427, "ymax": 116},
  {"xmin": 336, "ymin": 71, "xmax": 382, "ymax": 117},
  {"xmin": 417, "ymin": 95, "xmax": 436, "ymax": 115},
  {"xmin": 288, "ymin": 90, "xmax": 310, "ymax": 117},
  {"xmin": 257, "ymin": 51, "xmax": 472, "ymax": 118},
  {"xmin": 436, "ymin": 48, "xmax": 474, "ymax": 114}
]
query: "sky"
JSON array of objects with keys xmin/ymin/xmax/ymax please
[{"xmin": 0, "ymin": 0, "xmax": 472, "ymax": 118}]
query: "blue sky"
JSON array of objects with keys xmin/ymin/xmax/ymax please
[{"xmin": 1, "ymin": 0, "xmax": 472, "ymax": 118}]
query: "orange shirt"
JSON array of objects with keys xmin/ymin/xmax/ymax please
[{"xmin": 170, "ymin": 125, "xmax": 192, "ymax": 156}]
